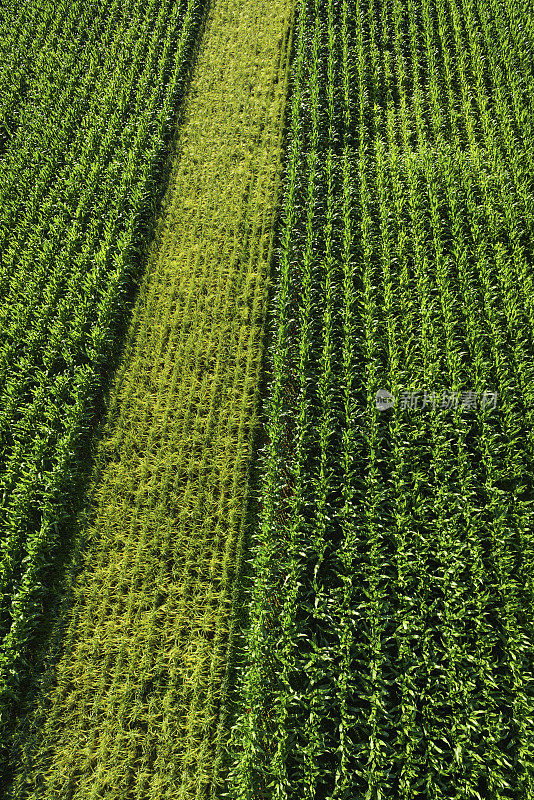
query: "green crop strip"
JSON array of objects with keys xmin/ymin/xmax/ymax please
[
  {"xmin": 226, "ymin": 0, "xmax": 534, "ymax": 795},
  {"xmin": 5, "ymin": 0, "xmax": 294, "ymax": 796}
]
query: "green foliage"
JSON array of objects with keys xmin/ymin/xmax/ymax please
[
  {"xmin": 2, "ymin": 0, "xmax": 295, "ymax": 796},
  {"xmin": 0, "ymin": 0, "xmax": 207, "ymax": 742},
  {"xmin": 225, "ymin": 0, "xmax": 534, "ymax": 795}
]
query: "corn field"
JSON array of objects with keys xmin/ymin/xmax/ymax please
[
  {"xmin": 225, "ymin": 0, "xmax": 534, "ymax": 795},
  {"xmin": 0, "ymin": 0, "xmax": 206, "ymax": 760},
  {"xmin": 2, "ymin": 0, "xmax": 534, "ymax": 795}
]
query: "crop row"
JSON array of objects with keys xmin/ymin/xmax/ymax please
[{"xmin": 226, "ymin": 0, "xmax": 534, "ymax": 795}]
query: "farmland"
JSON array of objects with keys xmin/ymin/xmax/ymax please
[
  {"xmin": 225, "ymin": 0, "xmax": 534, "ymax": 795},
  {"xmin": 0, "ymin": 0, "xmax": 206, "ymax": 737},
  {"xmin": 2, "ymin": 0, "xmax": 534, "ymax": 795},
  {"xmin": 3, "ymin": 0, "xmax": 294, "ymax": 796}
]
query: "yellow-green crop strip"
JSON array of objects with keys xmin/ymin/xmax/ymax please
[{"xmin": 7, "ymin": 0, "xmax": 294, "ymax": 797}]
